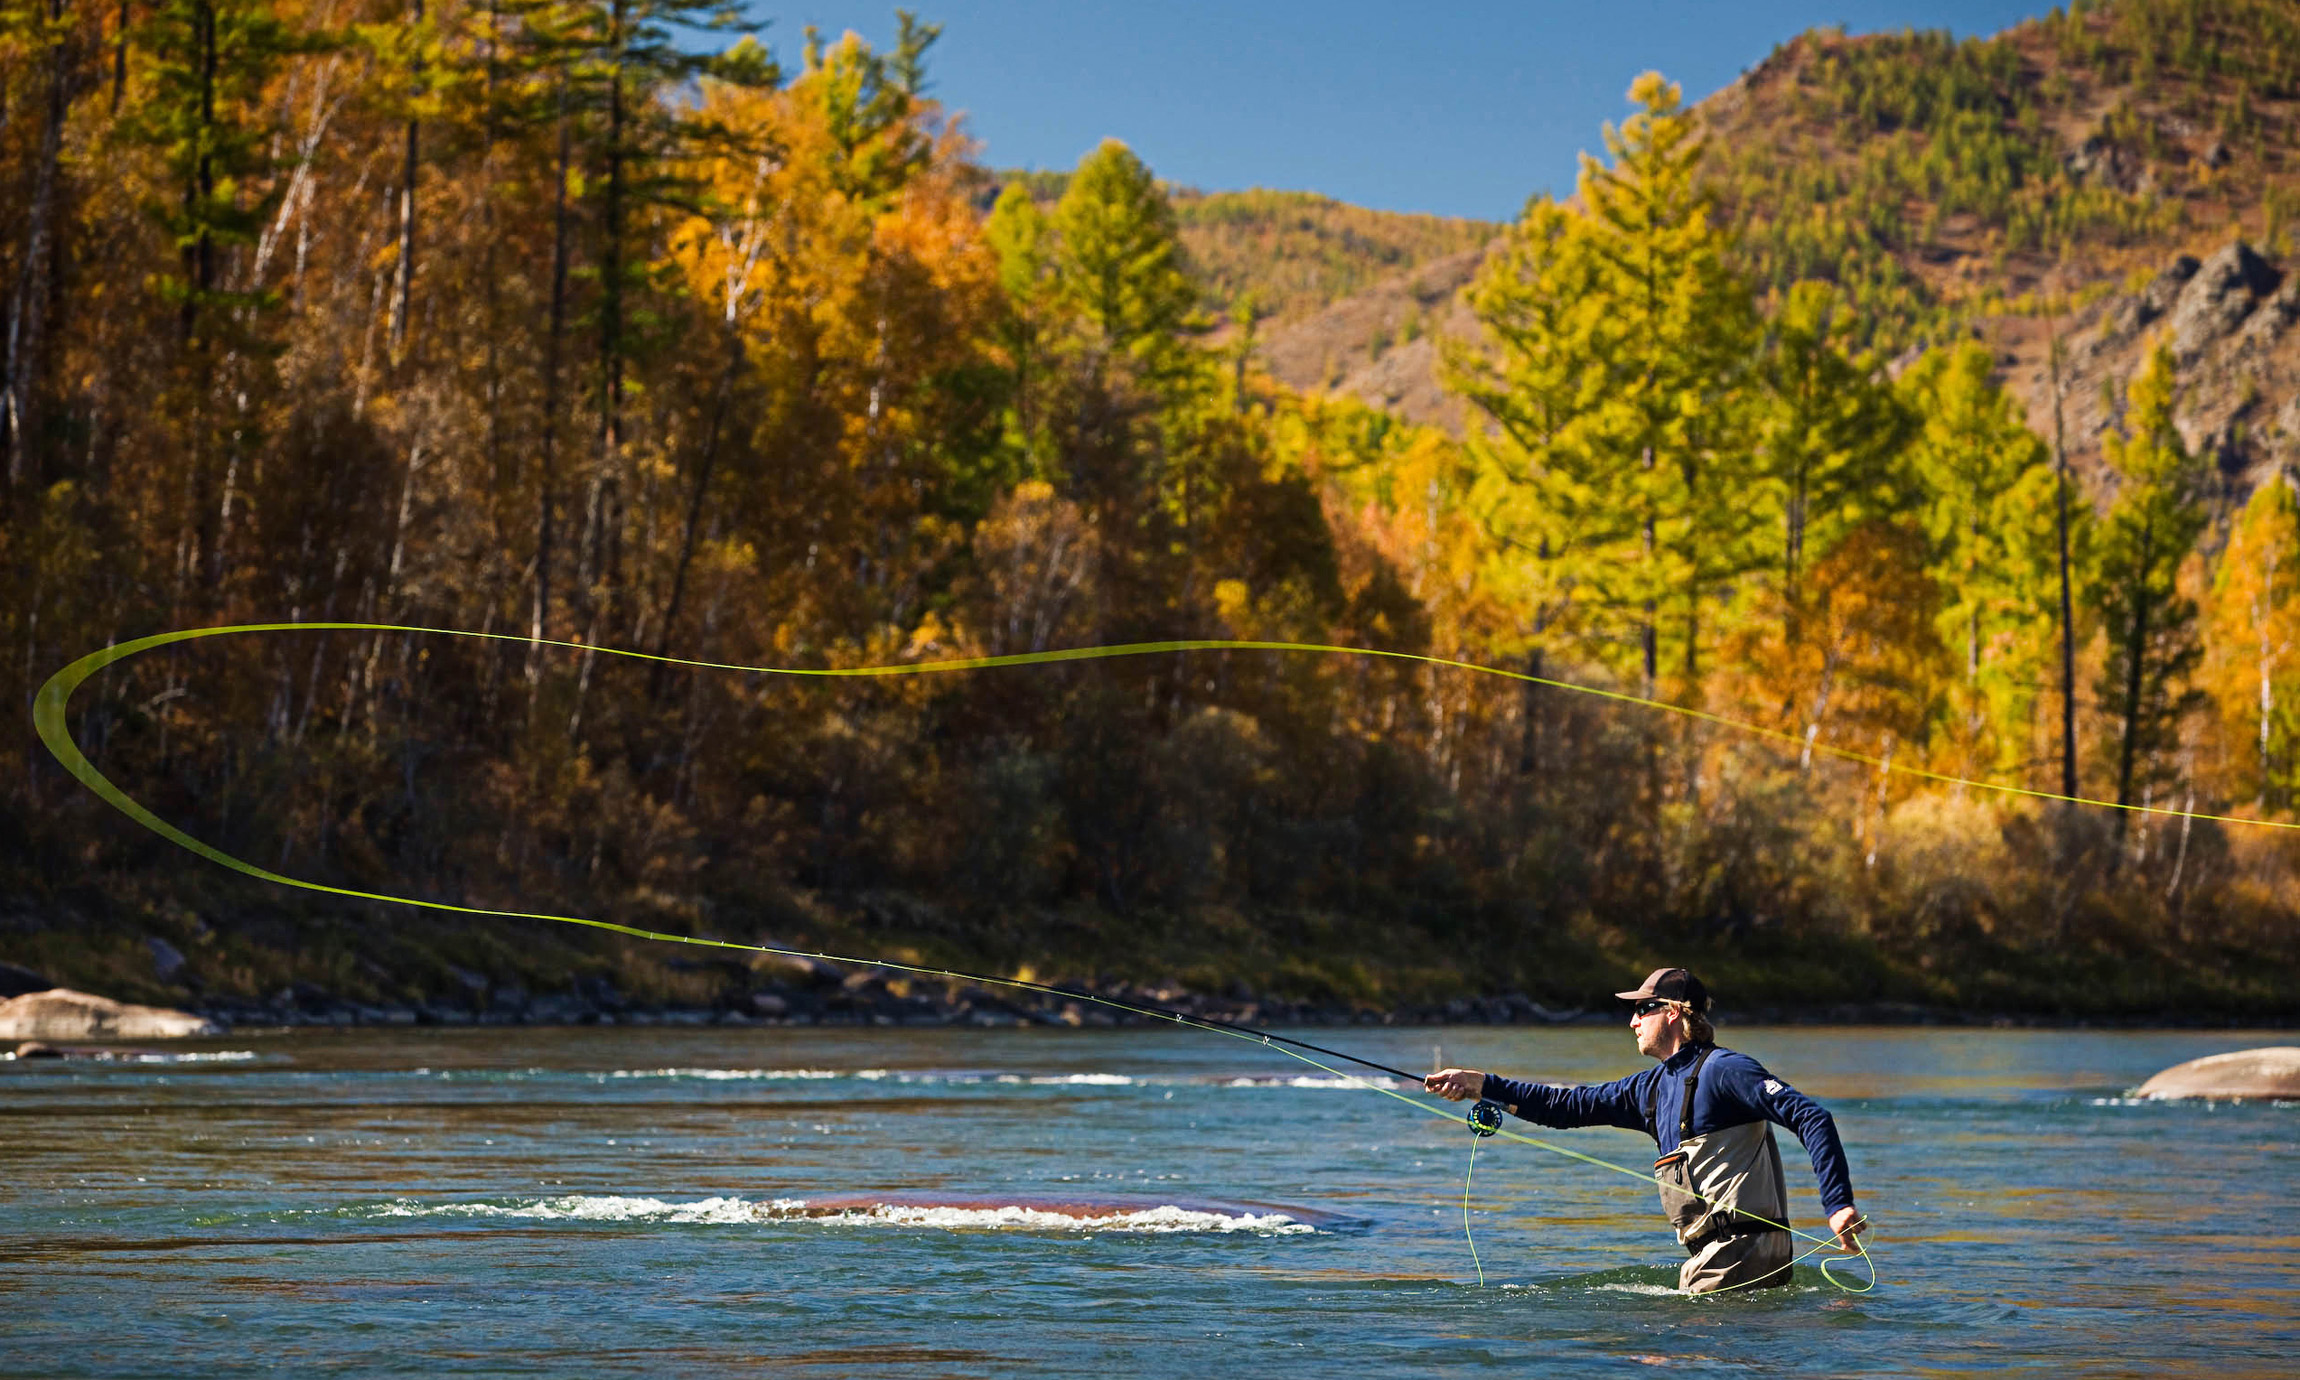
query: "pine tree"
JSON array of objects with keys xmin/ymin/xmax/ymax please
[
  {"xmin": 1051, "ymin": 138, "xmax": 1195, "ymax": 387},
  {"xmin": 986, "ymin": 180, "xmax": 1055, "ymax": 471},
  {"xmin": 120, "ymin": 0, "xmax": 317, "ymax": 608},
  {"xmin": 575, "ymin": 0, "xmax": 761, "ymax": 653},
  {"xmin": 1754, "ymin": 280, "xmax": 1914, "ymax": 626},
  {"xmin": 1444, "ymin": 197, "xmax": 1588, "ymax": 638},
  {"xmin": 1450, "ymin": 73, "xmax": 1759, "ymax": 702},
  {"xmin": 1902, "ymin": 338, "xmax": 2056, "ymax": 779},
  {"xmin": 2091, "ymin": 340, "xmax": 2208, "ymax": 841}
]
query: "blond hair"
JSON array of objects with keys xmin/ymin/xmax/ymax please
[{"xmin": 1679, "ymin": 1002, "xmax": 1715, "ymax": 1046}]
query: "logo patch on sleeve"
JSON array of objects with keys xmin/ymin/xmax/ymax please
[{"xmin": 1763, "ymin": 1078, "xmax": 1783, "ymax": 1096}]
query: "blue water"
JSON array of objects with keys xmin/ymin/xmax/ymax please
[{"xmin": 3, "ymin": 1024, "xmax": 2294, "ymax": 1376}]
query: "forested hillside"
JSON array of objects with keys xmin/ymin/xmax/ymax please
[
  {"xmin": 997, "ymin": 172, "xmax": 1498, "ymax": 326},
  {"xmin": 1709, "ymin": 0, "xmax": 2300, "ymax": 347},
  {"xmin": 1, "ymin": 0, "xmax": 2295, "ymax": 1024},
  {"xmin": 1280, "ymin": 0, "xmax": 2300, "ymax": 445}
]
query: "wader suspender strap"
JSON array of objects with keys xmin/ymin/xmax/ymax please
[{"xmin": 1645, "ymin": 1044, "xmax": 1717, "ymax": 1140}]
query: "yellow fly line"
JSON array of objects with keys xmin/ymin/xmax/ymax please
[
  {"xmin": 63, "ymin": 615, "xmax": 2230, "ymax": 1294},
  {"xmin": 40, "ymin": 621, "xmax": 2290, "ymax": 839}
]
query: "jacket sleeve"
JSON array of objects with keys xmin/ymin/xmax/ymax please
[
  {"xmin": 1480, "ymin": 1068, "xmax": 1652, "ymax": 1134},
  {"xmin": 1706, "ymin": 1053, "xmax": 1856, "ymax": 1217}
]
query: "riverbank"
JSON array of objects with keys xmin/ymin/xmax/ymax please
[
  {"xmin": 7, "ymin": 867, "xmax": 2297, "ymax": 1034},
  {"xmin": 14, "ymin": 973, "xmax": 2285, "ymax": 1038}
]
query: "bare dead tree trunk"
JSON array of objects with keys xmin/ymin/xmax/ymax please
[
  {"xmin": 654, "ymin": 325, "xmax": 742, "ymax": 675},
  {"xmin": 2166, "ymin": 763, "xmax": 2195, "ymax": 902},
  {"xmin": 2112, "ymin": 516, "xmax": 2157, "ymax": 853},
  {"xmin": 584, "ymin": 0, "xmax": 629, "ymax": 646},
  {"xmin": 183, "ymin": 0, "xmax": 223, "ymax": 609},
  {"xmin": 3, "ymin": 0, "xmax": 72, "ymax": 490},
  {"xmin": 2049, "ymin": 326, "xmax": 2079, "ymax": 804},
  {"xmin": 481, "ymin": 0, "xmax": 504, "ymax": 538},
  {"xmin": 387, "ymin": 0, "xmax": 424, "ymax": 362},
  {"xmin": 2258, "ymin": 566, "xmax": 2277, "ymax": 812},
  {"xmin": 530, "ymin": 86, "xmax": 574, "ymax": 685},
  {"xmin": 112, "ymin": 0, "xmax": 129, "ymax": 112}
]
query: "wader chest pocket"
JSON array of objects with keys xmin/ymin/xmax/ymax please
[{"xmin": 1653, "ymin": 1149, "xmax": 1714, "ymax": 1245}]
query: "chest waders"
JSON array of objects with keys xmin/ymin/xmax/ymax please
[{"xmin": 1648, "ymin": 1046, "xmax": 1796, "ymax": 1294}]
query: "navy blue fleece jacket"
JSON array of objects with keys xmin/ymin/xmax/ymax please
[{"xmin": 1480, "ymin": 1044, "xmax": 1856, "ymax": 1218}]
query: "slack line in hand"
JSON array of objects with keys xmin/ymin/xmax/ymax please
[{"xmin": 1427, "ymin": 967, "xmax": 1871, "ymax": 1296}]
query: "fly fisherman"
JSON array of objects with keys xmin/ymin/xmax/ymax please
[{"xmin": 1424, "ymin": 967, "xmax": 1867, "ymax": 1293}]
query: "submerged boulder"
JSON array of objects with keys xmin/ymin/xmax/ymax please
[
  {"xmin": 2134, "ymin": 1046, "xmax": 2300, "ymax": 1101},
  {"xmin": 0, "ymin": 988, "xmax": 221, "ymax": 1041}
]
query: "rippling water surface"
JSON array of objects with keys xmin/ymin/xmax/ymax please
[{"xmin": 4, "ymin": 1024, "xmax": 2294, "ymax": 1376}]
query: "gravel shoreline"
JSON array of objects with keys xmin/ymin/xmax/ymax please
[{"xmin": 185, "ymin": 976, "xmax": 2294, "ymax": 1032}]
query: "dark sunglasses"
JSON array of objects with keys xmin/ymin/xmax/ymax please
[{"xmin": 1632, "ymin": 999, "xmax": 1673, "ymax": 1017}]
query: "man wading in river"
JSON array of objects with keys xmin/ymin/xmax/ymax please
[{"xmin": 1425, "ymin": 968, "xmax": 1868, "ymax": 1293}]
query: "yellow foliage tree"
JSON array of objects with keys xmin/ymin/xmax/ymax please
[
  {"xmin": 677, "ymin": 31, "xmax": 1001, "ymax": 645},
  {"xmin": 2203, "ymin": 475, "xmax": 2300, "ymax": 812}
]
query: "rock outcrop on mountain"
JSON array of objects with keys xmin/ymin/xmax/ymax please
[
  {"xmin": 1991, "ymin": 236, "xmax": 2299, "ymax": 521},
  {"xmin": 2169, "ymin": 241, "xmax": 2280, "ymax": 364}
]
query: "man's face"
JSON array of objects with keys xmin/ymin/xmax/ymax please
[{"xmin": 1629, "ymin": 1000, "xmax": 1677, "ymax": 1059}]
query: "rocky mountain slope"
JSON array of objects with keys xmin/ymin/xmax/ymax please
[
  {"xmin": 1250, "ymin": 245, "xmax": 1485, "ymax": 432},
  {"xmin": 1251, "ymin": 0, "xmax": 2300, "ymax": 507},
  {"xmin": 1701, "ymin": 0, "xmax": 2300, "ymax": 511}
]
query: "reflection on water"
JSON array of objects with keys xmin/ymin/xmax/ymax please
[{"xmin": 1, "ymin": 1025, "xmax": 2294, "ymax": 1377}]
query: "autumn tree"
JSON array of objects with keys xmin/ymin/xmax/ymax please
[
  {"xmin": 1720, "ymin": 520, "xmax": 1944, "ymax": 778},
  {"xmin": 0, "ymin": 0, "xmax": 102, "ymax": 490},
  {"xmin": 1444, "ymin": 198, "xmax": 1587, "ymax": 670},
  {"xmin": 695, "ymin": 24, "xmax": 1000, "ymax": 644},
  {"xmin": 655, "ymin": 35, "xmax": 782, "ymax": 665},
  {"xmin": 2203, "ymin": 474, "xmax": 2300, "ymax": 813}
]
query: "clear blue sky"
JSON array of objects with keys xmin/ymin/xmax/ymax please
[{"xmin": 747, "ymin": 1, "xmax": 2055, "ymax": 220}]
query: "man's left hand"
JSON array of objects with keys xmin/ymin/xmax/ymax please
[
  {"xmin": 1828, "ymin": 1206, "xmax": 1868, "ymax": 1253},
  {"xmin": 1423, "ymin": 1068, "xmax": 1485, "ymax": 1101}
]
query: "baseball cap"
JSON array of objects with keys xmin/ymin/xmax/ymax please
[{"xmin": 1614, "ymin": 967, "xmax": 1710, "ymax": 1013}]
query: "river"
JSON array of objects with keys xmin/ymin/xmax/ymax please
[{"xmin": 3, "ymin": 1023, "xmax": 2293, "ymax": 1376}]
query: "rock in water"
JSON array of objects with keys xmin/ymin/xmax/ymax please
[
  {"xmin": 2134, "ymin": 1047, "xmax": 2300, "ymax": 1101},
  {"xmin": 0, "ymin": 988, "xmax": 221, "ymax": 1040}
]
